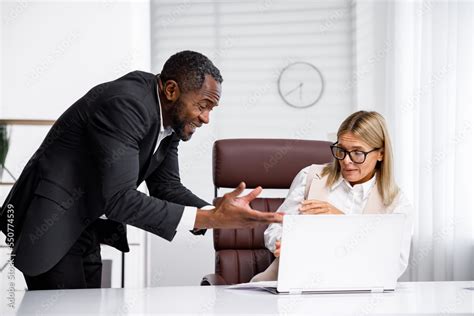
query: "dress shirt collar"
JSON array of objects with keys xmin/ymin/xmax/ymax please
[
  {"xmin": 330, "ymin": 172, "xmax": 377, "ymax": 200},
  {"xmin": 156, "ymin": 80, "xmax": 174, "ymax": 136}
]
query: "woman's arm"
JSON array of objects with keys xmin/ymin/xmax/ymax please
[{"xmin": 264, "ymin": 166, "xmax": 310, "ymax": 252}]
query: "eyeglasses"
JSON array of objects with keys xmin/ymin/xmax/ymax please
[{"xmin": 330, "ymin": 142, "xmax": 380, "ymax": 164}]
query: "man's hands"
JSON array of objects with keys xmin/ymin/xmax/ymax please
[
  {"xmin": 194, "ymin": 182, "xmax": 283, "ymax": 229},
  {"xmin": 299, "ymin": 200, "xmax": 344, "ymax": 215}
]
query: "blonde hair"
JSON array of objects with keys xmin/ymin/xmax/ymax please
[{"xmin": 322, "ymin": 111, "xmax": 399, "ymax": 206}]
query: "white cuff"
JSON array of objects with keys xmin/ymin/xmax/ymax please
[{"xmin": 176, "ymin": 205, "xmax": 215, "ymax": 231}]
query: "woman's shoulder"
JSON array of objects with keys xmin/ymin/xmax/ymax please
[
  {"xmin": 302, "ymin": 163, "xmax": 328, "ymax": 174},
  {"xmin": 289, "ymin": 164, "xmax": 327, "ymax": 183},
  {"xmin": 388, "ymin": 188, "xmax": 413, "ymax": 214},
  {"xmin": 294, "ymin": 164, "xmax": 330, "ymax": 189},
  {"xmin": 294, "ymin": 164, "xmax": 328, "ymax": 181}
]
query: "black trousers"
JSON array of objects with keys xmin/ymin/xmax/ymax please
[{"xmin": 23, "ymin": 225, "xmax": 102, "ymax": 290}]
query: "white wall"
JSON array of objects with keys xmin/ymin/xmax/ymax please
[
  {"xmin": 2, "ymin": 1, "xmax": 149, "ymax": 118},
  {"xmin": 1, "ymin": 0, "xmax": 152, "ymax": 180}
]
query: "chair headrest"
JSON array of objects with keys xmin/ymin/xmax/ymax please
[{"xmin": 212, "ymin": 138, "xmax": 333, "ymax": 189}]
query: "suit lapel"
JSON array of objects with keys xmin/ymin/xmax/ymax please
[{"xmin": 143, "ymin": 134, "xmax": 174, "ymax": 179}]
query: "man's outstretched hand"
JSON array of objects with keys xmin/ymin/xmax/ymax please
[{"xmin": 194, "ymin": 182, "xmax": 283, "ymax": 229}]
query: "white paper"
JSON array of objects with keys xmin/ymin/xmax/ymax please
[{"xmin": 227, "ymin": 281, "xmax": 277, "ymax": 289}]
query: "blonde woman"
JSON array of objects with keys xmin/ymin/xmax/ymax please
[{"xmin": 251, "ymin": 111, "xmax": 414, "ymax": 282}]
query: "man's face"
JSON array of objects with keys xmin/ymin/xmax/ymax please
[{"xmin": 169, "ymin": 75, "xmax": 221, "ymax": 141}]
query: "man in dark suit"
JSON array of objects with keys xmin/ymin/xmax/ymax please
[{"xmin": 0, "ymin": 51, "xmax": 282, "ymax": 290}]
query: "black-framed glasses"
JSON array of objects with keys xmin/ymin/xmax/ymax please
[{"xmin": 330, "ymin": 142, "xmax": 380, "ymax": 164}]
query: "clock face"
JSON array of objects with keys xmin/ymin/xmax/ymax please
[{"xmin": 277, "ymin": 62, "xmax": 324, "ymax": 109}]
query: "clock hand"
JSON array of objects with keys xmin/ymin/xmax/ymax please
[
  {"xmin": 299, "ymin": 82, "xmax": 304, "ymax": 102},
  {"xmin": 284, "ymin": 82, "xmax": 303, "ymax": 97}
]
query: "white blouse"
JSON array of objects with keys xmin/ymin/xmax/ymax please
[{"xmin": 264, "ymin": 166, "xmax": 414, "ymax": 278}]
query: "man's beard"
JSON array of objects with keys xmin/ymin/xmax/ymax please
[{"xmin": 169, "ymin": 98, "xmax": 192, "ymax": 141}]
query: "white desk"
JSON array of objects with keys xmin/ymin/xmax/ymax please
[{"xmin": 2, "ymin": 281, "xmax": 473, "ymax": 315}]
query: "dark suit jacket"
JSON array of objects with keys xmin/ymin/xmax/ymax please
[{"xmin": 0, "ymin": 71, "xmax": 208, "ymax": 276}]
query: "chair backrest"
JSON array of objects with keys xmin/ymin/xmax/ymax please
[{"xmin": 212, "ymin": 138, "xmax": 333, "ymax": 284}]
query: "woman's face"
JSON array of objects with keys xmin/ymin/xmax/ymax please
[{"xmin": 337, "ymin": 132, "xmax": 383, "ymax": 185}]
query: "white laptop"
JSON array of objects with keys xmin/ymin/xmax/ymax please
[{"xmin": 231, "ymin": 214, "xmax": 405, "ymax": 294}]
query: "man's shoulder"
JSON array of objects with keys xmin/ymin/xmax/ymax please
[
  {"xmin": 89, "ymin": 71, "xmax": 157, "ymax": 105},
  {"xmin": 113, "ymin": 71, "xmax": 156, "ymax": 91},
  {"xmin": 121, "ymin": 70, "xmax": 155, "ymax": 81}
]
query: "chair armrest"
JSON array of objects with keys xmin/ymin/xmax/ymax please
[{"xmin": 200, "ymin": 273, "xmax": 228, "ymax": 286}]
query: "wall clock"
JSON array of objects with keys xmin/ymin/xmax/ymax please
[{"xmin": 277, "ymin": 61, "xmax": 324, "ymax": 109}]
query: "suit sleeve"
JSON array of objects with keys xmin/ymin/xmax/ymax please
[
  {"xmin": 145, "ymin": 136, "xmax": 209, "ymax": 235},
  {"xmin": 86, "ymin": 96, "xmax": 184, "ymax": 241},
  {"xmin": 145, "ymin": 136, "xmax": 208, "ymax": 207}
]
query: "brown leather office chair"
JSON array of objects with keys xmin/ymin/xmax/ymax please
[{"xmin": 201, "ymin": 139, "xmax": 333, "ymax": 285}]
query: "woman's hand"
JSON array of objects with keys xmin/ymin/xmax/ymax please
[
  {"xmin": 299, "ymin": 200, "xmax": 344, "ymax": 215},
  {"xmin": 274, "ymin": 240, "xmax": 281, "ymax": 257}
]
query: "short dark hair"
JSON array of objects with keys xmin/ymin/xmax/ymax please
[{"xmin": 160, "ymin": 50, "xmax": 223, "ymax": 92}]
